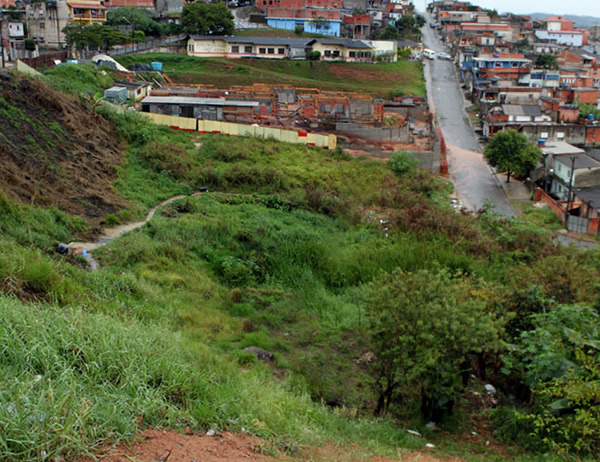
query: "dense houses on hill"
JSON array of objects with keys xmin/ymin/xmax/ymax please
[
  {"xmin": 428, "ymin": 0, "xmax": 600, "ymax": 233},
  {"xmin": 0, "ymin": 0, "xmax": 417, "ymax": 59}
]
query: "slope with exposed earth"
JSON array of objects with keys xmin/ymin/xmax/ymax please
[{"xmin": 0, "ymin": 70, "xmax": 128, "ymax": 229}]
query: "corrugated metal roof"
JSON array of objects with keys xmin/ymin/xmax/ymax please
[
  {"xmin": 311, "ymin": 39, "xmax": 372, "ymax": 49},
  {"xmin": 574, "ymin": 187, "xmax": 600, "ymax": 209},
  {"xmin": 541, "ymin": 142, "xmax": 585, "ymax": 156},
  {"xmin": 556, "ymin": 154, "xmax": 600, "ymax": 170},
  {"xmin": 501, "ymin": 104, "xmax": 541, "ymax": 117},
  {"xmin": 141, "ymin": 96, "xmax": 259, "ymax": 107}
]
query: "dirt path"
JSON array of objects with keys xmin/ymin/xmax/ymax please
[{"xmin": 69, "ymin": 193, "xmax": 198, "ymax": 270}]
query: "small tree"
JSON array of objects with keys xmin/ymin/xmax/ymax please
[
  {"xmin": 365, "ymin": 269, "xmax": 504, "ymax": 419},
  {"xmin": 534, "ymin": 54, "xmax": 559, "ymax": 70},
  {"xmin": 484, "ymin": 129, "xmax": 542, "ymax": 183},
  {"xmin": 181, "ymin": 2, "xmax": 234, "ymax": 35}
]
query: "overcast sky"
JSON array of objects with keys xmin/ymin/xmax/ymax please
[{"xmin": 459, "ymin": 0, "xmax": 599, "ymax": 18}]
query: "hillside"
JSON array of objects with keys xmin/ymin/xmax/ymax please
[
  {"xmin": 0, "ymin": 68, "xmax": 600, "ymax": 462},
  {"xmin": 0, "ymin": 70, "xmax": 127, "ymax": 230}
]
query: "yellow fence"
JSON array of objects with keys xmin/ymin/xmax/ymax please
[{"xmin": 142, "ymin": 113, "xmax": 337, "ymax": 150}]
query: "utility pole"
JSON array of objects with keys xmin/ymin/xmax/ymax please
[
  {"xmin": 565, "ymin": 155, "xmax": 576, "ymax": 229},
  {"xmin": 0, "ymin": 11, "xmax": 5, "ymax": 68}
]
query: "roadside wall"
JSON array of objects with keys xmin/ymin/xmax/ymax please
[{"xmin": 142, "ymin": 112, "xmax": 336, "ymax": 149}]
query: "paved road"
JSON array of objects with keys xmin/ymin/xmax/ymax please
[{"xmin": 421, "ymin": 20, "xmax": 518, "ymax": 217}]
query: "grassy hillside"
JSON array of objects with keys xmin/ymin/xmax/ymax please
[
  {"xmin": 115, "ymin": 53, "xmax": 425, "ymax": 98},
  {"xmin": 1, "ymin": 70, "xmax": 600, "ymax": 462}
]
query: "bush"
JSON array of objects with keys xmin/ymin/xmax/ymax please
[{"xmin": 388, "ymin": 151, "xmax": 419, "ymax": 177}]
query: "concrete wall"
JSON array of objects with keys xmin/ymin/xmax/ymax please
[
  {"xmin": 521, "ymin": 125, "xmax": 586, "ymax": 145},
  {"xmin": 335, "ymin": 122, "xmax": 410, "ymax": 142},
  {"xmin": 142, "ymin": 112, "xmax": 337, "ymax": 149}
]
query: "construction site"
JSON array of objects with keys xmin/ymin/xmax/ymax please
[{"xmin": 139, "ymin": 83, "xmax": 434, "ymax": 153}]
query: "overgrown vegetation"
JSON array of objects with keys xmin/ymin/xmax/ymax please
[{"xmin": 1, "ymin": 71, "xmax": 600, "ymax": 461}]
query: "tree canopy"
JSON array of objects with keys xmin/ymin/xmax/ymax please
[
  {"xmin": 365, "ymin": 269, "xmax": 504, "ymax": 419},
  {"xmin": 63, "ymin": 23, "xmax": 135, "ymax": 51},
  {"xmin": 181, "ymin": 2, "xmax": 234, "ymax": 36},
  {"xmin": 106, "ymin": 7, "xmax": 164, "ymax": 37},
  {"xmin": 534, "ymin": 54, "xmax": 559, "ymax": 70},
  {"xmin": 484, "ymin": 129, "xmax": 542, "ymax": 183}
]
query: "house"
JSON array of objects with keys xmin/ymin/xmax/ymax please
[
  {"xmin": 550, "ymin": 154, "xmax": 600, "ymax": 200},
  {"xmin": 104, "ymin": 0, "xmax": 155, "ymax": 8},
  {"xmin": 266, "ymin": 7, "xmax": 342, "ymax": 36},
  {"xmin": 534, "ymin": 16, "xmax": 588, "ymax": 47},
  {"xmin": 471, "ymin": 54, "xmax": 532, "ymax": 80},
  {"xmin": 141, "ymin": 96, "xmax": 260, "ymax": 121},
  {"xmin": 185, "ymin": 36, "xmax": 390, "ymax": 63},
  {"xmin": 67, "ymin": 0, "xmax": 107, "ymax": 25},
  {"xmin": 114, "ymin": 81, "xmax": 153, "ymax": 102},
  {"xmin": 186, "ymin": 36, "xmax": 313, "ymax": 60},
  {"xmin": 518, "ymin": 69, "xmax": 560, "ymax": 88},
  {"xmin": 343, "ymin": 14, "xmax": 370, "ymax": 39},
  {"xmin": 482, "ymin": 104, "xmax": 550, "ymax": 138}
]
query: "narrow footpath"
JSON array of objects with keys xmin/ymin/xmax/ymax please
[{"xmin": 69, "ymin": 193, "xmax": 200, "ymax": 270}]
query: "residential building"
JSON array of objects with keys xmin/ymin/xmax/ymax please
[
  {"xmin": 266, "ymin": 7, "xmax": 342, "ymax": 36},
  {"xmin": 550, "ymin": 154, "xmax": 600, "ymax": 200},
  {"xmin": 534, "ymin": 15, "xmax": 588, "ymax": 47},
  {"xmin": 471, "ymin": 53, "xmax": 531, "ymax": 80},
  {"xmin": 186, "ymin": 36, "xmax": 392, "ymax": 62},
  {"xmin": 187, "ymin": 36, "xmax": 313, "ymax": 60}
]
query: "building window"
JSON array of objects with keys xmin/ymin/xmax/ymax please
[
  {"xmin": 278, "ymin": 48, "xmax": 285, "ymax": 54},
  {"xmin": 188, "ymin": 44, "xmax": 194, "ymax": 52},
  {"xmin": 231, "ymin": 45, "xmax": 239, "ymax": 53},
  {"xmin": 349, "ymin": 51, "xmax": 356, "ymax": 57},
  {"xmin": 259, "ymin": 47, "xmax": 266, "ymax": 54},
  {"xmin": 268, "ymin": 48, "xmax": 274, "ymax": 54},
  {"xmin": 324, "ymin": 50, "xmax": 331, "ymax": 56},
  {"xmin": 40, "ymin": 22, "xmax": 45, "ymax": 29},
  {"xmin": 333, "ymin": 50, "xmax": 340, "ymax": 57},
  {"xmin": 245, "ymin": 46, "xmax": 252, "ymax": 53}
]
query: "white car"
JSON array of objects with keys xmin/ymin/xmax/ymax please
[
  {"xmin": 423, "ymin": 49, "xmax": 436, "ymax": 60},
  {"xmin": 437, "ymin": 52, "xmax": 452, "ymax": 60}
]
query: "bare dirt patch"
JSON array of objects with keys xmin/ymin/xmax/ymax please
[
  {"xmin": 78, "ymin": 429, "xmax": 276, "ymax": 462},
  {"xmin": 0, "ymin": 72, "xmax": 128, "ymax": 228}
]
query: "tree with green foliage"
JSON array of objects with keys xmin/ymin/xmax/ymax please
[
  {"xmin": 516, "ymin": 37, "xmax": 529, "ymax": 52},
  {"xmin": 534, "ymin": 54, "xmax": 559, "ymax": 70},
  {"xmin": 106, "ymin": 6, "xmax": 166, "ymax": 38},
  {"xmin": 513, "ymin": 306, "xmax": 600, "ymax": 456},
  {"xmin": 378, "ymin": 25, "xmax": 402, "ymax": 40},
  {"xmin": 365, "ymin": 269, "xmax": 504, "ymax": 419},
  {"xmin": 181, "ymin": 2, "xmax": 234, "ymax": 36},
  {"xmin": 576, "ymin": 100, "xmax": 600, "ymax": 120},
  {"xmin": 63, "ymin": 23, "xmax": 130, "ymax": 51},
  {"xmin": 484, "ymin": 129, "xmax": 542, "ymax": 183}
]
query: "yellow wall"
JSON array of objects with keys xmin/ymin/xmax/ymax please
[{"xmin": 142, "ymin": 113, "xmax": 336, "ymax": 149}]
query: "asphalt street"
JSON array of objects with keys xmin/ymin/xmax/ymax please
[{"xmin": 421, "ymin": 19, "xmax": 519, "ymax": 217}]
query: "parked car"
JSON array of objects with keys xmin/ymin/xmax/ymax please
[
  {"xmin": 423, "ymin": 49, "xmax": 436, "ymax": 60},
  {"xmin": 429, "ymin": 22, "xmax": 436, "ymax": 28},
  {"xmin": 437, "ymin": 52, "xmax": 451, "ymax": 60}
]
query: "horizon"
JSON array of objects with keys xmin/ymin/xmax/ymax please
[{"xmin": 421, "ymin": 1, "xmax": 600, "ymax": 19}]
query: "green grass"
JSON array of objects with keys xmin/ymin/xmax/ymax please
[
  {"xmin": 115, "ymin": 53, "xmax": 425, "ymax": 98},
  {"xmin": 514, "ymin": 201, "xmax": 564, "ymax": 231}
]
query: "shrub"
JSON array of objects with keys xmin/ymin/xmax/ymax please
[{"xmin": 388, "ymin": 151, "xmax": 419, "ymax": 177}]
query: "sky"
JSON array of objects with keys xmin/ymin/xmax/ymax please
[{"xmin": 419, "ymin": 1, "xmax": 600, "ymax": 18}]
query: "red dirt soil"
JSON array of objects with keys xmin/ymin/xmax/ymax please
[
  {"xmin": 78, "ymin": 429, "xmax": 464, "ymax": 462},
  {"xmin": 0, "ymin": 71, "xmax": 128, "ymax": 228},
  {"xmin": 78, "ymin": 429, "xmax": 275, "ymax": 462}
]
